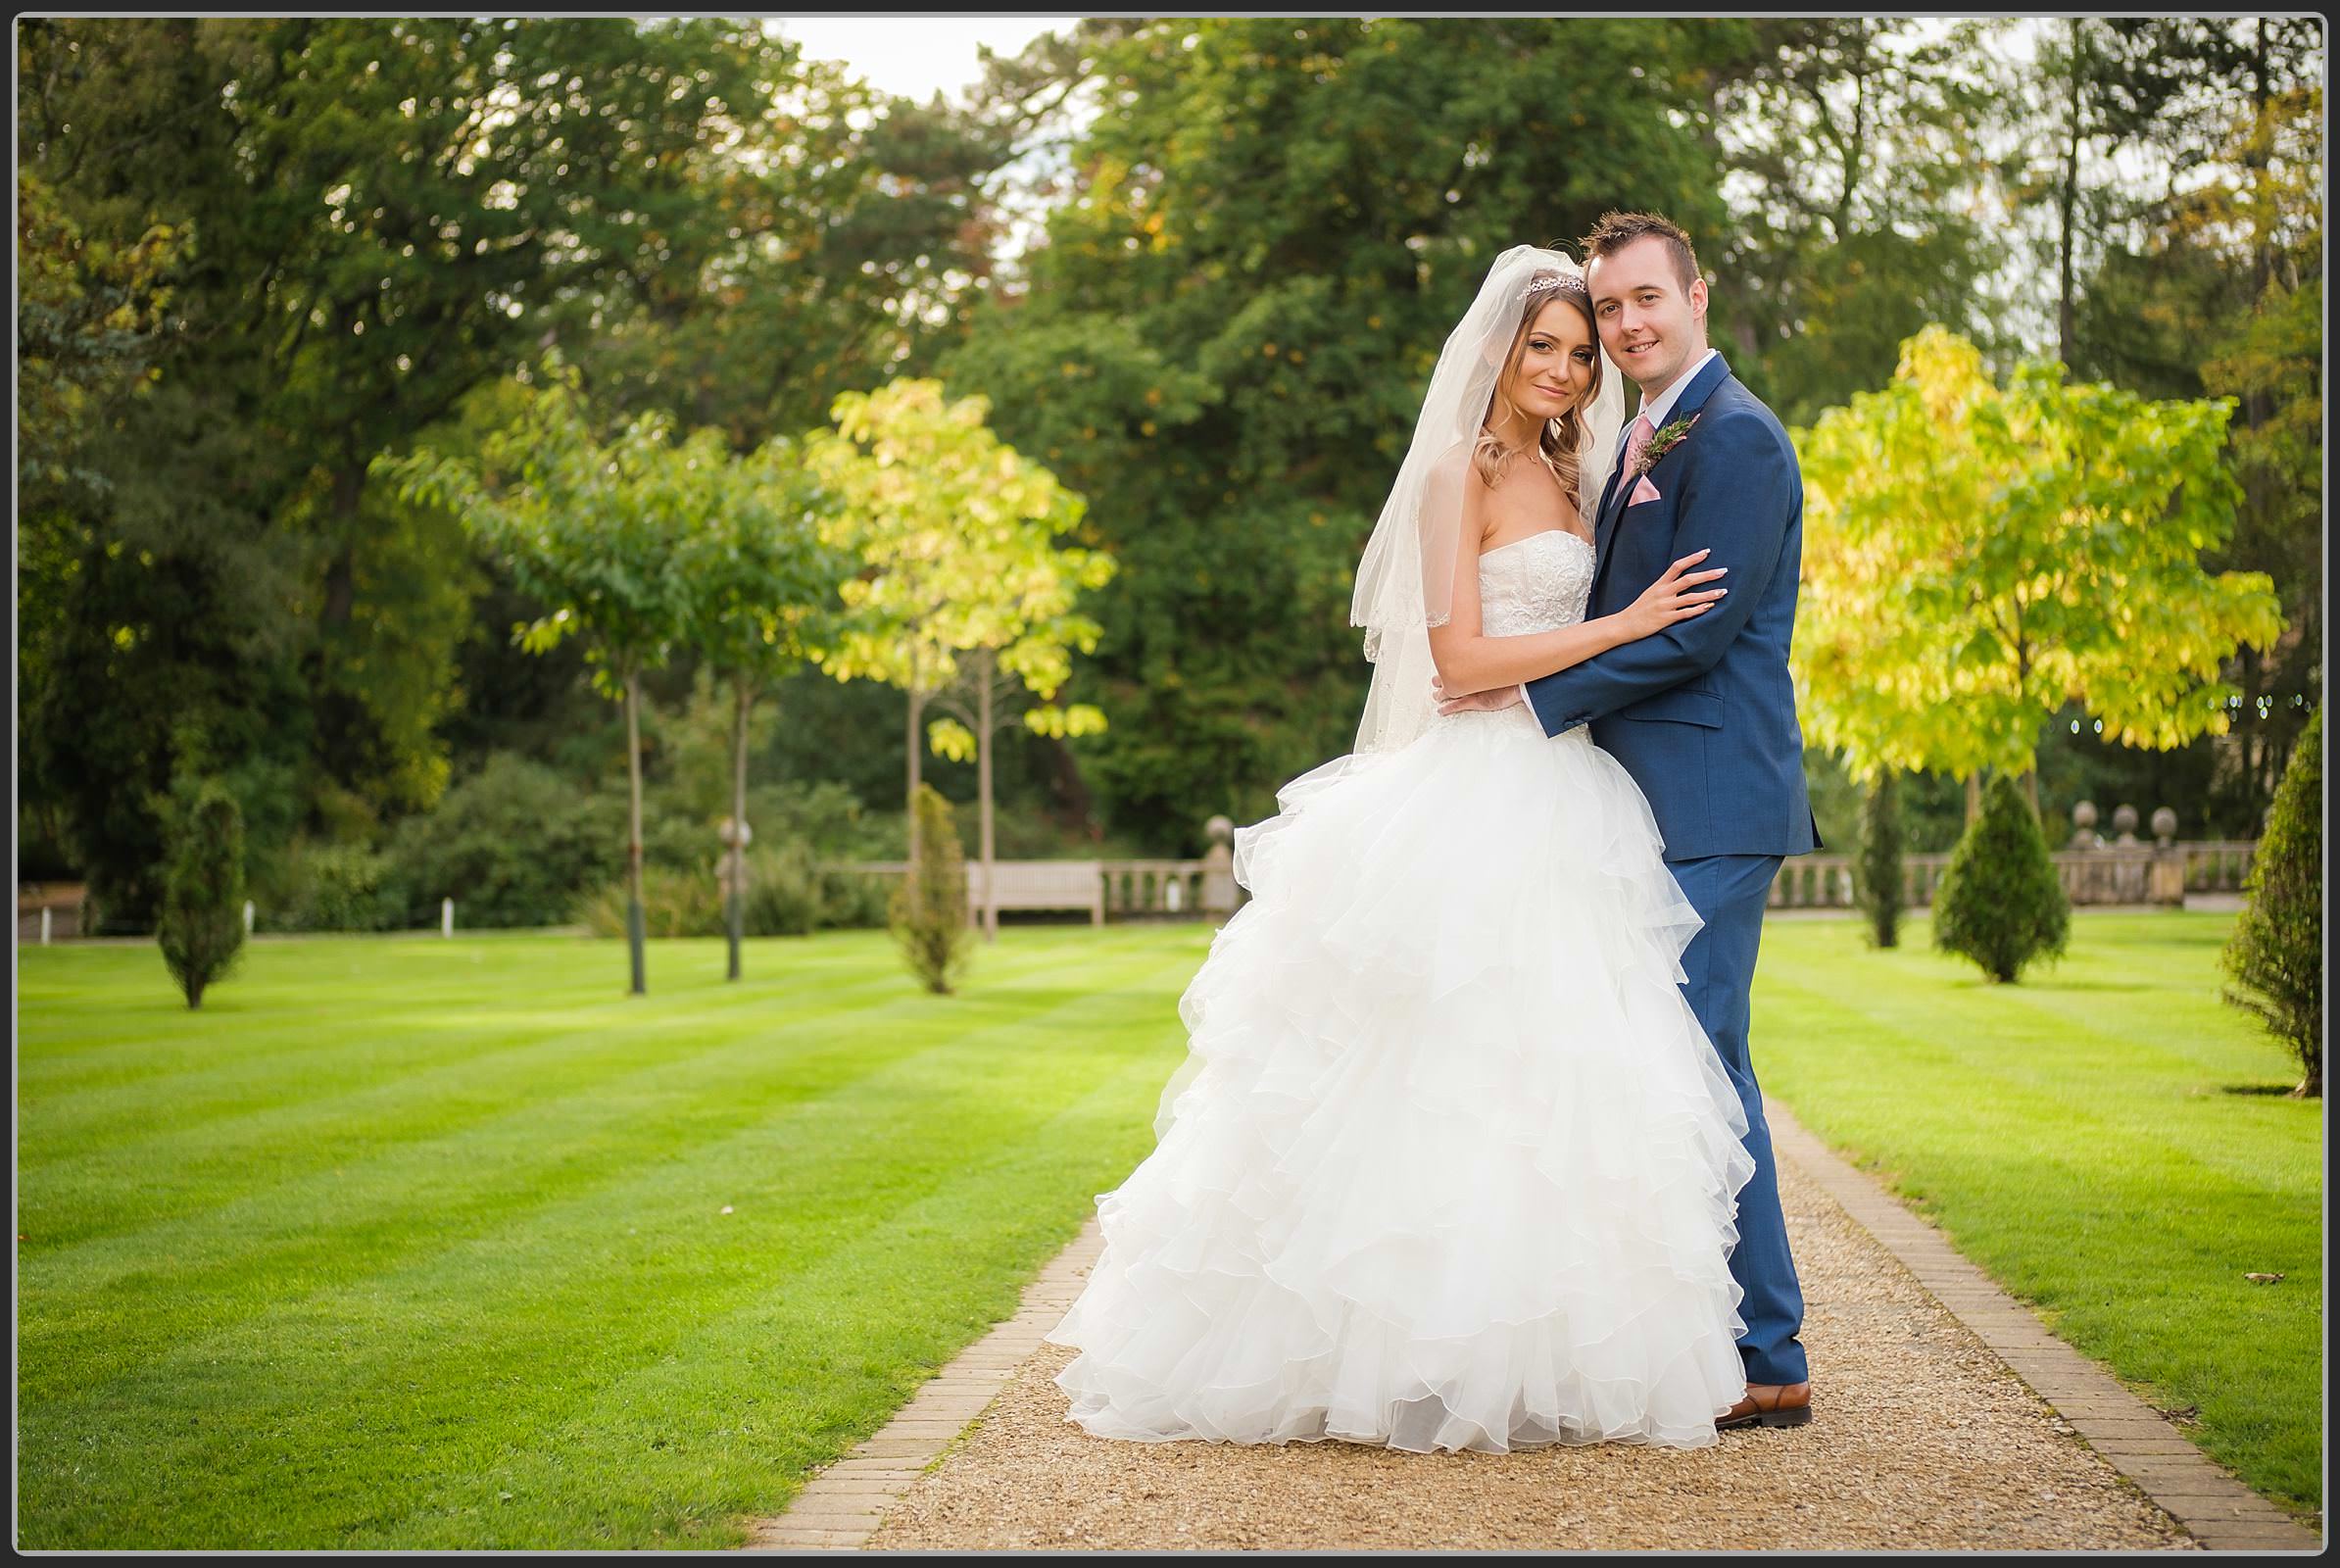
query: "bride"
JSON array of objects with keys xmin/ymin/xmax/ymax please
[{"xmin": 1044, "ymin": 245, "xmax": 1754, "ymax": 1452}]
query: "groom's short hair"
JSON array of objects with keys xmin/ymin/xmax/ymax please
[{"xmin": 1583, "ymin": 211, "xmax": 1700, "ymax": 295}]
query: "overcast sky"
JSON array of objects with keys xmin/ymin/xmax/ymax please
[{"xmin": 766, "ymin": 15, "xmax": 1069, "ymax": 103}]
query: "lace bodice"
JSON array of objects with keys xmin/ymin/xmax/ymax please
[
  {"xmin": 1477, "ymin": 528, "xmax": 1594, "ymax": 636},
  {"xmin": 1422, "ymin": 528, "xmax": 1596, "ymax": 741}
]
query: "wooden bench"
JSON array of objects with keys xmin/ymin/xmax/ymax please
[
  {"xmin": 968, "ymin": 859, "xmax": 1104, "ymax": 926},
  {"xmin": 837, "ymin": 859, "xmax": 1106, "ymax": 926}
]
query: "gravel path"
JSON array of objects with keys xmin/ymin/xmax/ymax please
[{"xmin": 855, "ymin": 1137, "xmax": 2202, "ymax": 1551}]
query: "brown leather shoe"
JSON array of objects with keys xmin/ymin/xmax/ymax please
[{"xmin": 1718, "ymin": 1381, "xmax": 1812, "ymax": 1431}]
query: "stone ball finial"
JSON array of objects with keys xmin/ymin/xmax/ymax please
[
  {"xmin": 2072, "ymin": 800, "xmax": 2098, "ymax": 830},
  {"xmin": 2112, "ymin": 803, "xmax": 2139, "ymax": 844},
  {"xmin": 2151, "ymin": 806, "xmax": 2177, "ymax": 846},
  {"xmin": 1205, "ymin": 814, "xmax": 1234, "ymax": 845}
]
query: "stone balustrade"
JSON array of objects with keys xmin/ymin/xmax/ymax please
[
  {"xmin": 830, "ymin": 805, "xmax": 2256, "ymax": 923},
  {"xmin": 1769, "ymin": 800, "xmax": 2257, "ymax": 911}
]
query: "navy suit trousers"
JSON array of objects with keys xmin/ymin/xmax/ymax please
[{"xmin": 1671, "ymin": 852, "xmax": 1809, "ymax": 1387}]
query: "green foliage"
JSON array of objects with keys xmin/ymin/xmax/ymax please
[
  {"xmin": 2221, "ymin": 705, "xmax": 2322, "ymax": 1095},
  {"xmin": 268, "ymin": 842, "xmax": 404, "ymax": 934},
  {"xmin": 2060, "ymin": 26, "xmax": 2323, "ymax": 835},
  {"xmin": 13, "ymin": 168, "xmax": 187, "ymax": 499},
  {"xmin": 155, "ymin": 778, "xmax": 247, "ymax": 1007},
  {"xmin": 17, "ymin": 17, "xmax": 839, "ymax": 912},
  {"xmin": 17, "ymin": 15, "xmax": 989, "ymax": 919},
  {"xmin": 678, "ymin": 434, "xmax": 853, "ymax": 687},
  {"xmin": 574, "ymin": 842, "xmax": 886, "ymax": 939},
  {"xmin": 890, "ymin": 785, "xmax": 971, "ymax": 994},
  {"xmin": 1932, "ymin": 774, "xmax": 2071, "ymax": 983},
  {"xmin": 378, "ymin": 360, "xmax": 702, "ymax": 702},
  {"xmin": 1854, "ymin": 770, "xmax": 1906, "ymax": 949},
  {"xmin": 381, "ymin": 754, "xmax": 622, "ymax": 929},
  {"xmin": 945, "ymin": 17, "xmax": 1751, "ymax": 849},
  {"xmin": 807, "ymin": 377, "xmax": 1113, "ymax": 727},
  {"xmin": 1796, "ymin": 326, "xmax": 2286, "ymax": 786},
  {"xmin": 1711, "ymin": 20, "xmax": 2009, "ymax": 426}
]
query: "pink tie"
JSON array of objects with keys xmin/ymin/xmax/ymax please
[{"xmin": 1621, "ymin": 414, "xmax": 1656, "ymax": 480}]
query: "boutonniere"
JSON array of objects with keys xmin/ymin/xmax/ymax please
[{"xmin": 1632, "ymin": 413, "xmax": 1699, "ymax": 478}]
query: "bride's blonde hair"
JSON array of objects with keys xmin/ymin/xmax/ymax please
[{"xmin": 1474, "ymin": 270, "xmax": 1597, "ymax": 502}]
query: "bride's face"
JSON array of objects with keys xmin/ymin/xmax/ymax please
[{"xmin": 1501, "ymin": 298, "xmax": 1598, "ymax": 424}]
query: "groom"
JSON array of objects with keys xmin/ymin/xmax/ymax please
[{"xmin": 1437, "ymin": 211, "xmax": 1821, "ymax": 1429}]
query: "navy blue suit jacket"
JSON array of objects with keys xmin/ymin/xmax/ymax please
[{"xmin": 1525, "ymin": 353, "xmax": 1822, "ymax": 862}]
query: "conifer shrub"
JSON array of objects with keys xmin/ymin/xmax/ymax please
[
  {"xmin": 891, "ymin": 784, "xmax": 971, "ymax": 994},
  {"xmin": 1854, "ymin": 769, "xmax": 1905, "ymax": 949},
  {"xmin": 2221, "ymin": 705, "xmax": 2322, "ymax": 1096},
  {"xmin": 1932, "ymin": 772, "xmax": 2069, "ymax": 982},
  {"xmin": 157, "ymin": 779, "xmax": 248, "ymax": 1008}
]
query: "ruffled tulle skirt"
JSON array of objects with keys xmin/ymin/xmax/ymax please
[{"xmin": 1045, "ymin": 705, "xmax": 1758, "ymax": 1451}]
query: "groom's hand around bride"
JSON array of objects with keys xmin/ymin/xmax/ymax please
[
  {"xmin": 1430, "ymin": 675, "xmax": 1522, "ymax": 716},
  {"xmin": 1431, "ymin": 550, "xmax": 1727, "ymax": 715}
]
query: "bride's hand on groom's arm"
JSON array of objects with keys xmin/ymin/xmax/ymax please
[{"xmin": 1618, "ymin": 550, "xmax": 1730, "ymax": 641}]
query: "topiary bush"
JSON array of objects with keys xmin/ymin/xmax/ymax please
[
  {"xmin": 156, "ymin": 778, "xmax": 248, "ymax": 1008},
  {"xmin": 891, "ymin": 784, "xmax": 970, "ymax": 995},
  {"xmin": 1932, "ymin": 772, "xmax": 2070, "ymax": 983},
  {"xmin": 2221, "ymin": 704, "xmax": 2321, "ymax": 1097},
  {"xmin": 1853, "ymin": 769, "xmax": 1905, "ymax": 949}
]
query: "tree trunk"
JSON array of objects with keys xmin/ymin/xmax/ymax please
[
  {"xmin": 904, "ymin": 682, "xmax": 925, "ymax": 867},
  {"xmin": 624, "ymin": 664, "xmax": 648, "ymax": 996},
  {"xmin": 1965, "ymin": 771, "xmax": 1982, "ymax": 826},
  {"xmin": 321, "ymin": 468, "xmax": 362, "ymax": 627},
  {"xmin": 727, "ymin": 674, "xmax": 751, "ymax": 982},
  {"xmin": 977, "ymin": 649, "xmax": 998, "ymax": 944},
  {"xmin": 2057, "ymin": 19, "xmax": 2083, "ymax": 367},
  {"xmin": 2020, "ymin": 767, "xmax": 2041, "ymax": 821}
]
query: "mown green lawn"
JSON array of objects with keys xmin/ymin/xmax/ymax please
[
  {"xmin": 1753, "ymin": 910, "xmax": 2321, "ymax": 1526},
  {"xmin": 16, "ymin": 927, "xmax": 1210, "ymax": 1548},
  {"xmin": 17, "ymin": 911, "xmax": 2322, "ymax": 1545}
]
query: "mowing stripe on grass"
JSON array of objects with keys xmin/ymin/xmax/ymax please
[
  {"xmin": 19, "ymin": 935, "xmax": 1202, "ymax": 1548},
  {"xmin": 19, "ymin": 939, "xmax": 1180, "ymax": 1402},
  {"xmin": 1750, "ymin": 913, "xmax": 2320, "ymax": 1519},
  {"xmin": 359, "ymin": 1034, "xmax": 1194, "ymax": 1549}
]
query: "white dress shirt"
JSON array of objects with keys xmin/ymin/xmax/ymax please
[
  {"xmin": 1507, "ymin": 345, "xmax": 1720, "ymax": 713},
  {"xmin": 1633, "ymin": 346, "xmax": 1720, "ymax": 434}
]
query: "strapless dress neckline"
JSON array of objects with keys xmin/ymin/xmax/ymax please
[{"xmin": 1480, "ymin": 528, "xmax": 1593, "ymax": 563}]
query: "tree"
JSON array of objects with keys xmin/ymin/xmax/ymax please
[
  {"xmin": 16, "ymin": 17, "xmax": 869, "ymax": 919},
  {"xmin": 805, "ymin": 378, "xmax": 1113, "ymax": 926},
  {"xmin": 676, "ymin": 434, "xmax": 853, "ymax": 979},
  {"xmin": 1707, "ymin": 19, "xmax": 2008, "ymax": 426},
  {"xmin": 1932, "ymin": 773, "xmax": 2070, "ymax": 984},
  {"xmin": 946, "ymin": 17, "xmax": 1755, "ymax": 850},
  {"xmin": 1853, "ymin": 770, "xmax": 1905, "ymax": 949},
  {"xmin": 1794, "ymin": 326, "xmax": 2285, "ymax": 818},
  {"xmin": 561, "ymin": 82, "xmax": 1011, "ymax": 452},
  {"xmin": 14, "ymin": 168, "xmax": 187, "ymax": 499},
  {"xmin": 377, "ymin": 361, "xmax": 696, "ymax": 994},
  {"xmin": 156, "ymin": 776, "xmax": 248, "ymax": 1008},
  {"xmin": 2062, "ymin": 24, "xmax": 2323, "ymax": 836},
  {"xmin": 2221, "ymin": 704, "xmax": 2321, "ymax": 1097},
  {"xmin": 892, "ymin": 784, "xmax": 971, "ymax": 995}
]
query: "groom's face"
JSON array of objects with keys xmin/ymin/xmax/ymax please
[{"xmin": 1586, "ymin": 235, "xmax": 1709, "ymax": 396}]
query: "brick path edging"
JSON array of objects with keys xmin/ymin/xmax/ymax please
[
  {"xmin": 743, "ymin": 1097, "xmax": 2322, "ymax": 1553},
  {"xmin": 1763, "ymin": 1101, "xmax": 2320, "ymax": 1553}
]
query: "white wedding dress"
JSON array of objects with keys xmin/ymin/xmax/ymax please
[{"xmin": 1045, "ymin": 527, "xmax": 1759, "ymax": 1452}]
